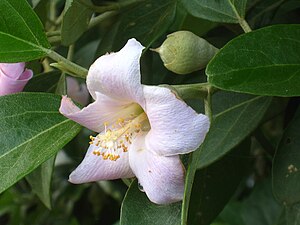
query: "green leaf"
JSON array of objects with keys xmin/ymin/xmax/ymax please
[
  {"xmin": 217, "ymin": 179, "xmax": 283, "ymax": 225},
  {"xmin": 0, "ymin": 0, "xmax": 50, "ymax": 62},
  {"xmin": 197, "ymin": 96, "xmax": 271, "ymax": 169},
  {"xmin": 61, "ymin": 0, "xmax": 93, "ymax": 46},
  {"xmin": 181, "ymin": 0, "xmax": 247, "ymax": 23},
  {"xmin": 24, "ymin": 71, "xmax": 62, "ymax": 93},
  {"xmin": 120, "ymin": 180, "xmax": 181, "ymax": 225},
  {"xmin": 0, "ymin": 93, "xmax": 81, "ymax": 193},
  {"xmin": 188, "ymin": 139, "xmax": 251, "ymax": 225},
  {"xmin": 273, "ymin": 106, "xmax": 300, "ymax": 205},
  {"xmin": 32, "ymin": 0, "xmax": 49, "ymax": 26},
  {"xmin": 206, "ymin": 24, "xmax": 300, "ymax": 97},
  {"xmin": 181, "ymin": 93, "xmax": 271, "ymax": 225},
  {"xmin": 113, "ymin": 0, "xmax": 177, "ymax": 49},
  {"xmin": 26, "ymin": 156, "xmax": 55, "ymax": 209},
  {"xmin": 285, "ymin": 203, "xmax": 300, "ymax": 225}
]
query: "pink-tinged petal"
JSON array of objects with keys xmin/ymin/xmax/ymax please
[
  {"xmin": 59, "ymin": 92, "xmax": 141, "ymax": 132},
  {"xmin": 129, "ymin": 133, "xmax": 185, "ymax": 204},
  {"xmin": 66, "ymin": 77, "xmax": 89, "ymax": 106},
  {"xmin": 0, "ymin": 69, "xmax": 33, "ymax": 96},
  {"xmin": 69, "ymin": 143, "xmax": 134, "ymax": 183},
  {"xmin": 86, "ymin": 39, "xmax": 145, "ymax": 107},
  {"xmin": 143, "ymin": 85, "xmax": 210, "ymax": 156},
  {"xmin": 0, "ymin": 63, "xmax": 25, "ymax": 79}
]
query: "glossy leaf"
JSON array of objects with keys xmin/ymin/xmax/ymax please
[
  {"xmin": 273, "ymin": 106, "xmax": 300, "ymax": 205},
  {"xmin": 0, "ymin": 0, "xmax": 50, "ymax": 62},
  {"xmin": 207, "ymin": 24, "xmax": 300, "ymax": 97},
  {"xmin": 0, "ymin": 93, "xmax": 81, "ymax": 193},
  {"xmin": 26, "ymin": 156, "xmax": 55, "ymax": 209},
  {"xmin": 182, "ymin": 0, "xmax": 247, "ymax": 23},
  {"xmin": 188, "ymin": 139, "xmax": 251, "ymax": 225},
  {"xmin": 61, "ymin": 0, "xmax": 93, "ymax": 46},
  {"xmin": 113, "ymin": 0, "xmax": 177, "ymax": 49},
  {"xmin": 120, "ymin": 180, "xmax": 181, "ymax": 225}
]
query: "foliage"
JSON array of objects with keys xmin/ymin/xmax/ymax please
[{"xmin": 0, "ymin": 0, "xmax": 299, "ymax": 224}]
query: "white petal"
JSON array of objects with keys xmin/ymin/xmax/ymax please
[
  {"xmin": 69, "ymin": 143, "xmax": 134, "ymax": 183},
  {"xmin": 87, "ymin": 39, "xmax": 145, "ymax": 107},
  {"xmin": 129, "ymin": 133, "xmax": 185, "ymax": 204},
  {"xmin": 59, "ymin": 92, "xmax": 140, "ymax": 132},
  {"xmin": 66, "ymin": 77, "xmax": 89, "ymax": 106},
  {"xmin": 143, "ymin": 85, "xmax": 210, "ymax": 156}
]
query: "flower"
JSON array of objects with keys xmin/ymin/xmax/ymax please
[
  {"xmin": 59, "ymin": 39, "xmax": 210, "ymax": 204},
  {"xmin": 0, "ymin": 63, "xmax": 33, "ymax": 96},
  {"xmin": 66, "ymin": 76, "xmax": 89, "ymax": 106}
]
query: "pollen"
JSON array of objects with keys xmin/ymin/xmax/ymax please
[{"xmin": 88, "ymin": 113, "xmax": 148, "ymax": 161}]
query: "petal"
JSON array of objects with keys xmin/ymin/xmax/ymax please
[
  {"xmin": 59, "ymin": 92, "xmax": 141, "ymax": 132},
  {"xmin": 143, "ymin": 85, "xmax": 210, "ymax": 156},
  {"xmin": 0, "ymin": 69, "xmax": 33, "ymax": 96},
  {"xmin": 0, "ymin": 63, "xmax": 25, "ymax": 79},
  {"xmin": 69, "ymin": 143, "xmax": 134, "ymax": 183},
  {"xmin": 86, "ymin": 39, "xmax": 145, "ymax": 107},
  {"xmin": 129, "ymin": 133, "xmax": 185, "ymax": 204},
  {"xmin": 66, "ymin": 77, "xmax": 89, "ymax": 106}
]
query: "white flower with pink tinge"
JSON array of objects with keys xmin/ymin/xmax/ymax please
[
  {"xmin": 59, "ymin": 39, "xmax": 210, "ymax": 204},
  {"xmin": 0, "ymin": 63, "xmax": 33, "ymax": 96}
]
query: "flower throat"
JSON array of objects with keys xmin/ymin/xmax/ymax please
[{"xmin": 89, "ymin": 112, "xmax": 148, "ymax": 161}]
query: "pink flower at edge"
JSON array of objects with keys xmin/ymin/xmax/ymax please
[{"xmin": 0, "ymin": 63, "xmax": 33, "ymax": 96}]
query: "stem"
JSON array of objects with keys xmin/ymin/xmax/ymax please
[
  {"xmin": 204, "ymin": 86, "xmax": 213, "ymax": 121},
  {"xmin": 227, "ymin": 0, "xmax": 252, "ymax": 33},
  {"xmin": 48, "ymin": 50, "xmax": 88, "ymax": 78},
  {"xmin": 169, "ymin": 83, "xmax": 212, "ymax": 100},
  {"xmin": 48, "ymin": 36, "xmax": 61, "ymax": 45},
  {"xmin": 88, "ymin": 11, "xmax": 118, "ymax": 29},
  {"xmin": 67, "ymin": 44, "xmax": 75, "ymax": 61},
  {"xmin": 239, "ymin": 19, "xmax": 252, "ymax": 33},
  {"xmin": 46, "ymin": 30, "xmax": 61, "ymax": 37},
  {"xmin": 56, "ymin": 45, "xmax": 75, "ymax": 95}
]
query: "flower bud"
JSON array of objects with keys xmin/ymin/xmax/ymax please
[
  {"xmin": 0, "ymin": 63, "xmax": 33, "ymax": 96},
  {"xmin": 153, "ymin": 31, "xmax": 218, "ymax": 74}
]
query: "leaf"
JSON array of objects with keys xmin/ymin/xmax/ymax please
[
  {"xmin": 0, "ymin": 93, "xmax": 81, "ymax": 193},
  {"xmin": 24, "ymin": 71, "xmax": 62, "ymax": 93},
  {"xmin": 120, "ymin": 180, "xmax": 181, "ymax": 225},
  {"xmin": 197, "ymin": 96, "xmax": 271, "ymax": 169},
  {"xmin": 32, "ymin": 0, "xmax": 49, "ymax": 26},
  {"xmin": 206, "ymin": 24, "xmax": 300, "ymax": 97},
  {"xmin": 285, "ymin": 203, "xmax": 300, "ymax": 225},
  {"xmin": 181, "ymin": 93, "xmax": 271, "ymax": 225},
  {"xmin": 61, "ymin": 0, "xmax": 93, "ymax": 46},
  {"xmin": 113, "ymin": 0, "xmax": 177, "ymax": 49},
  {"xmin": 217, "ymin": 179, "xmax": 283, "ymax": 225},
  {"xmin": 181, "ymin": 0, "xmax": 247, "ymax": 23},
  {"xmin": 0, "ymin": 0, "xmax": 50, "ymax": 62},
  {"xmin": 188, "ymin": 139, "xmax": 251, "ymax": 225},
  {"xmin": 26, "ymin": 156, "xmax": 55, "ymax": 209},
  {"xmin": 273, "ymin": 106, "xmax": 300, "ymax": 205}
]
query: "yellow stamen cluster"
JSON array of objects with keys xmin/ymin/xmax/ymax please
[{"xmin": 89, "ymin": 114, "xmax": 146, "ymax": 161}]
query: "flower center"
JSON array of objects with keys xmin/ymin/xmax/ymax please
[{"xmin": 89, "ymin": 112, "xmax": 148, "ymax": 161}]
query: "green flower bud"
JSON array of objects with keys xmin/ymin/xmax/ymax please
[{"xmin": 152, "ymin": 31, "xmax": 219, "ymax": 75}]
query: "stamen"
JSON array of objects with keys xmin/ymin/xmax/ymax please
[{"xmin": 88, "ymin": 113, "xmax": 148, "ymax": 161}]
